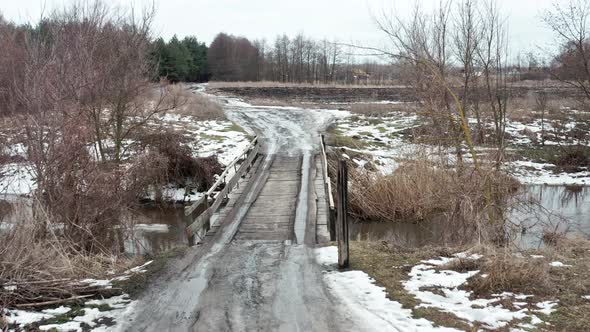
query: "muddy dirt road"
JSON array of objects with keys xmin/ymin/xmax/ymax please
[{"xmin": 123, "ymin": 88, "xmax": 361, "ymax": 331}]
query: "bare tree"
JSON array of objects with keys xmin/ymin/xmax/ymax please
[
  {"xmin": 12, "ymin": 1, "xmax": 172, "ymax": 251},
  {"xmin": 543, "ymin": 0, "xmax": 590, "ymax": 108},
  {"xmin": 535, "ymin": 90, "xmax": 548, "ymax": 146},
  {"xmin": 477, "ymin": 0, "xmax": 510, "ymax": 159}
]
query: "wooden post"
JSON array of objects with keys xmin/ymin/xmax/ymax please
[
  {"xmin": 321, "ymin": 134, "xmax": 337, "ymax": 241},
  {"xmin": 336, "ymin": 159, "xmax": 349, "ymax": 269},
  {"xmin": 187, "ymin": 197, "xmax": 209, "ymax": 246},
  {"xmin": 329, "ymin": 209, "xmax": 336, "ymax": 241}
]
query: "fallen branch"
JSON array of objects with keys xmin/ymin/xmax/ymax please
[{"xmin": 15, "ymin": 294, "xmax": 95, "ymax": 308}]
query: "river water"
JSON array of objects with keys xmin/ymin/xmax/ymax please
[
  {"xmin": 349, "ymin": 185, "xmax": 590, "ymax": 249},
  {"xmin": 3, "ymin": 185, "xmax": 586, "ymax": 255},
  {"xmin": 0, "ymin": 194, "xmax": 188, "ymax": 256}
]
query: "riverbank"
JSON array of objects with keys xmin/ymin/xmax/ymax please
[{"xmin": 314, "ymin": 240, "xmax": 590, "ymax": 331}]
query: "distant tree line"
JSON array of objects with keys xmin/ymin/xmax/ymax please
[
  {"xmin": 151, "ymin": 36, "xmax": 210, "ymax": 82},
  {"xmin": 207, "ymin": 32, "xmax": 395, "ymax": 84}
]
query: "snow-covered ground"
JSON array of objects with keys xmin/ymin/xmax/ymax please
[
  {"xmin": 315, "ymin": 246, "xmax": 558, "ymax": 332},
  {"xmin": 328, "ymin": 109, "xmax": 590, "ymax": 185},
  {"xmin": 332, "ymin": 112, "xmax": 422, "ymax": 174},
  {"xmin": 153, "ymin": 114, "xmax": 250, "ymax": 166},
  {"xmin": 508, "ymin": 160, "xmax": 590, "ymax": 185},
  {"xmin": 0, "ymin": 98, "xmax": 251, "ymax": 202}
]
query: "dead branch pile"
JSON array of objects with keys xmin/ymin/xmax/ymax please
[
  {"xmin": 0, "ymin": 221, "xmax": 141, "ymax": 309},
  {"xmin": 1, "ymin": 279, "xmax": 120, "ymax": 309}
]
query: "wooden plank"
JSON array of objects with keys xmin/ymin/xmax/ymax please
[
  {"xmin": 244, "ymin": 207, "xmax": 294, "ymax": 216},
  {"xmin": 267, "ymin": 174, "xmax": 300, "ymax": 181},
  {"xmin": 242, "ymin": 215, "xmax": 292, "ymax": 223},
  {"xmin": 235, "ymin": 233, "xmax": 290, "ymax": 241},
  {"xmin": 239, "ymin": 225, "xmax": 291, "ymax": 232},
  {"xmin": 320, "ymin": 134, "xmax": 337, "ymax": 241},
  {"xmin": 336, "ymin": 159, "xmax": 349, "ymax": 269},
  {"xmin": 250, "ymin": 199, "xmax": 295, "ymax": 208},
  {"xmin": 184, "ymin": 195, "xmax": 208, "ymax": 219},
  {"xmin": 258, "ymin": 181, "xmax": 299, "ymax": 193}
]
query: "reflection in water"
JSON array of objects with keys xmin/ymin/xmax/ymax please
[
  {"xmin": 350, "ymin": 185, "xmax": 590, "ymax": 249},
  {"xmin": 349, "ymin": 221, "xmax": 436, "ymax": 247},
  {"xmin": 123, "ymin": 206, "xmax": 188, "ymax": 256},
  {"xmin": 349, "ymin": 214, "xmax": 481, "ymax": 248},
  {"xmin": 511, "ymin": 185, "xmax": 590, "ymax": 249},
  {"xmin": 4, "ymin": 186, "xmax": 589, "ymax": 252},
  {"xmin": 0, "ymin": 197, "xmax": 188, "ymax": 256}
]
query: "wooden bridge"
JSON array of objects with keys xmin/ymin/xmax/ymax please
[
  {"xmin": 185, "ymin": 136, "xmax": 336, "ymax": 246},
  {"xmin": 127, "ymin": 135, "xmax": 352, "ymax": 331}
]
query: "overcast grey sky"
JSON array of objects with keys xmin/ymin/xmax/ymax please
[{"xmin": 0, "ymin": 0, "xmax": 558, "ymax": 56}]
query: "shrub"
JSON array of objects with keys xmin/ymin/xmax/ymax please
[
  {"xmin": 332, "ymin": 152, "xmax": 520, "ymax": 244},
  {"xmin": 0, "ymin": 219, "xmax": 142, "ymax": 309},
  {"xmin": 466, "ymin": 254, "xmax": 551, "ymax": 296},
  {"xmin": 342, "ymin": 157, "xmax": 518, "ymax": 222},
  {"xmin": 554, "ymin": 146, "xmax": 590, "ymax": 170},
  {"xmin": 138, "ymin": 131, "xmax": 223, "ymax": 190}
]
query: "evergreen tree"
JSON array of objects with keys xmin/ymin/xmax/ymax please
[{"xmin": 150, "ymin": 35, "xmax": 210, "ymax": 83}]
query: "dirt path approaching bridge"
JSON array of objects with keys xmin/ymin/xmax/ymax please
[{"xmin": 123, "ymin": 89, "xmax": 362, "ymax": 331}]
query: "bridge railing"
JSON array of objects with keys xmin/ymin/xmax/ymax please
[
  {"xmin": 320, "ymin": 134, "xmax": 336, "ymax": 240},
  {"xmin": 185, "ymin": 136, "xmax": 260, "ymax": 245}
]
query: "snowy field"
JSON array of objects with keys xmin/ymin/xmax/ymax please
[{"xmin": 327, "ymin": 108, "xmax": 590, "ymax": 186}]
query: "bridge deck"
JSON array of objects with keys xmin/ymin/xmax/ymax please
[
  {"xmin": 202, "ymin": 153, "xmax": 330, "ymax": 245},
  {"xmin": 234, "ymin": 156, "xmax": 301, "ymax": 241}
]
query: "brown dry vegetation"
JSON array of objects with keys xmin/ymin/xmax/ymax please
[
  {"xmin": 0, "ymin": 2, "xmax": 227, "ymax": 312},
  {"xmin": 463, "ymin": 239, "xmax": 590, "ymax": 331},
  {"xmin": 0, "ymin": 220, "xmax": 143, "ymax": 309},
  {"xmin": 351, "ymin": 239, "xmax": 590, "ymax": 331},
  {"xmin": 163, "ymin": 84, "xmax": 224, "ymax": 120},
  {"xmin": 137, "ymin": 131, "xmax": 223, "ymax": 190},
  {"xmin": 466, "ymin": 253, "xmax": 552, "ymax": 296},
  {"xmin": 208, "ymin": 81, "xmax": 401, "ymax": 89},
  {"xmin": 332, "ymin": 153, "xmax": 520, "ymax": 243},
  {"xmin": 349, "ymin": 103, "xmax": 420, "ymax": 116}
]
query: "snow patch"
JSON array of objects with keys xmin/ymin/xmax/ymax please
[
  {"xmin": 549, "ymin": 261, "xmax": 572, "ymax": 267},
  {"xmin": 314, "ymin": 246, "xmax": 460, "ymax": 331},
  {"xmin": 404, "ymin": 257, "xmax": 555, "ymax": 330}
]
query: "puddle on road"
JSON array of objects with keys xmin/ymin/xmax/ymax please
[
  {"xmin": 0, "ymin": 196, "xmax": 188, "ymax": 256},
  {"xmin": 350, "ymin": 185, "xmax": 590, "ymax": 249}
]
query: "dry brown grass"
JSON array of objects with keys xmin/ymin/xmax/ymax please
[
  {"xmin": 341, "ymin": 155, "xmax": 519, "ymax": 228},
  {"xmin": 507, "ymin": 94, "xmax": 583, "ymax": 123},
  {"xmin": 207, "ymin": 80, "xmax": 401, "ymax": 89},
  {"xmin": 349, "ymin": 103, "xmax": 418, "ymax": 116},
  {"xmin": 0, "ymin": 216, "xmax": 142, "ymax": 308},
  {"xmin": 156, "ymin": 84, "xmax": 224, "ymax": 120},
  {"xmin": 467, "ymin": 253, "xmax": 551, "ymax": 296}
]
